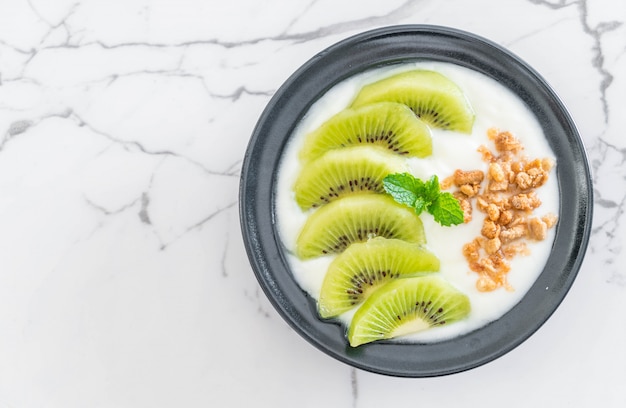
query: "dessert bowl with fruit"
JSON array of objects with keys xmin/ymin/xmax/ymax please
[{"xmin": 239, "ymin": 25, "xmax": 592, "ymax": 377}]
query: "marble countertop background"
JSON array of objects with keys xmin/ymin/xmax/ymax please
[{"xmin": 0, "ymin": 0, "xmax": 624, "ymax": 407}]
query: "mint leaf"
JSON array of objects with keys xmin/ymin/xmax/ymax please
[
  {"xmin": 383, "ymin": 173, "xmax": 464, "ymax": 227},
  {"xmin": 383, "ymin": 173, "xmax": 425, "ymax": 214},
  {"xmin": 423, "ymin": 174, "xmax": 441, "ymax": 203},
  {"xmin": 428, "ymin": 192, "xmax": 465, "ymax": 226},
  {"xmin": 412, "ymin": 196, "xmax": 429, "ymax": 215}
]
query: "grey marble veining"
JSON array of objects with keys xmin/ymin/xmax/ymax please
[{"xmin": 0, "ymin": 0, "xmax": 624, "ymax": 407}]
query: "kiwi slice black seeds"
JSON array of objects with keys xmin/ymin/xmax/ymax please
[
  {"xmin": 295, "ymin": 194, "xmax": 426, "ymax": 259},
  {"xmin": 292, "ymin": 68, "xmax": 476, "ymax": 344},
  {"xmin": 318, "ymin": 237, "xmax": 439, "ymax": 318},
  {"xmin": 351, "ymin": 70, "xmax": 475, "ymax": 133},
  {"xmin": 348, "ymin": 276, "xmax": 471, "ymax": 347},
  {"xmin": 299, "ymin": 102, "xmax": 433, "ymax": 162},
  {"xmin": 294, "ymin": 145, "xmax": 406, "ymax": 209}
]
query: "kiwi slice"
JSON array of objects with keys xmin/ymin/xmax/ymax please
[
  {"xmin": 350, "ymin": 70, "xmax": 475, "ymax": 133},
  {"xmin": 318, "ymin": 237, "xmax": 440, "ymax": 318},
  {"xmin": 295, "ymin": 194, "xmax": 426, "ymax": 259},
  {"xmin": 348, "ymin": 275, "xmax": 470, "ymax": 347},
  {"xmin": 294, "ymin": 145, "xmax": 406, "ymax": 209},
  {"xmin": 299, "ymin": 102, "xmax": 433, "ymax": 162}
]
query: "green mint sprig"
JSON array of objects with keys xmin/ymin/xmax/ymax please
[{"xmin": 382, "ymin": 173, "xmax": 464, "ymax": 227}]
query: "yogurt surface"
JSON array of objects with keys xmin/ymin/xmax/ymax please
[{"xmin": 274, "ymin": 61, "xmax": 559, "ymax": 342}]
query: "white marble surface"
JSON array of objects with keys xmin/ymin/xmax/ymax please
[{"xmin": 0, "ymin": 0, "xmax": 624, "ymax": 406}]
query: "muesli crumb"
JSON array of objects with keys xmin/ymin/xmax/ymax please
[{"xmin": 444, "ymin": 128, "xmax": 558, "ymax": 292}]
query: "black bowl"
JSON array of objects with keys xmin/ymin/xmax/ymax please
[{"xmin": 239, "ymin": 25, "xmax": 593, "ymax": 377}]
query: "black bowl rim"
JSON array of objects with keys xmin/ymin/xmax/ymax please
[{"xmin": 239, "ymin": 24, "xmax": 593, "ymax": 377}]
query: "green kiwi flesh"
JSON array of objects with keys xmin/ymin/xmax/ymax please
[
  {"xmin": 299, "ymin": 102, "xmax": 433, "ymax": 163},
  {"xmin": 348, "ymin": 275, "xmax": 471, "ymax": 347},
  {"xmin": 295, "ymin": 194, "xmax": 426, "ymax": 259},
  {"xmin": 318, "ymin": 237, "xmax": 440, "ymax": 318},
  {"xmin": 294, "ymin": 145, "xmax": 407, "ymax": 210},
  {"xmin": 350, "ymin": 70, "xmax": 475, "ymax": 134}
]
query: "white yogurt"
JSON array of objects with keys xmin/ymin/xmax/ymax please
[{"xmin": 275, "ymin": 61, "xmax": 559, "ymax": 342}]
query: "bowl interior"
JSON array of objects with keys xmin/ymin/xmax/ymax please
[{"xmin": 239, "ymin": 25, "xmax": 593, "ymax": 377}]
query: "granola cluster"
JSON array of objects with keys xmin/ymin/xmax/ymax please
[{"xmin": 444, "ymin": 128, "xmax": 558, "ymax": 292}]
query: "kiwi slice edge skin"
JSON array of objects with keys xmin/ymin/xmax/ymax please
[
  {"xmin": 299, "ymin": 101, "xmax": 433, "ymax": 163},
  {"xmin": 318, "ymin": 237, "xmax": 440, "ymax": 319},
  {"xmin": 347, "ymin": 275, "xmax": 471, "ymax": 347},
  {"xmin": 294, "ymin": 145, "xmax": 407, "ymax": 210},
  {"xmin": 295, "ymin": 194, "xmax": 426, "ymax": 259},
  {"xmin": 350, "ymin": 70, "xmax": 475, "ymax": 134}
]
